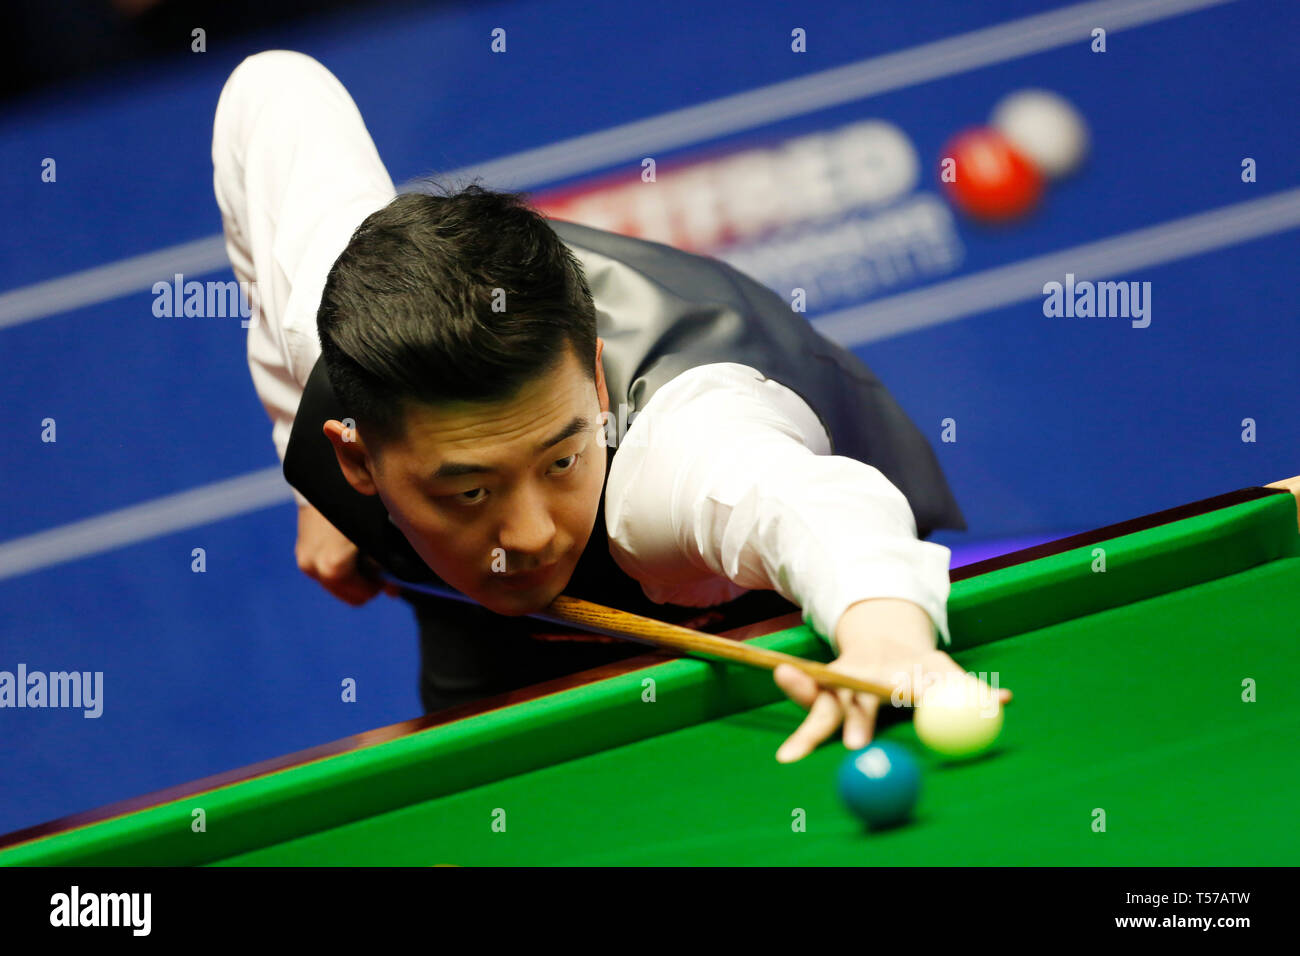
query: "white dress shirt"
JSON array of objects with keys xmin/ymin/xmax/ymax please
[{"xmin": 212, "ymin": 50, "xmax": 953, "ymax": 650}]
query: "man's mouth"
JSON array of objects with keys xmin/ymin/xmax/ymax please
[{"xmin": 497, "ymin": 562, "xmax": 559, "ymax": 589}]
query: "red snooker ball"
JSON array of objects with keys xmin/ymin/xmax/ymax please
[{"xmin": 939, "ymin": 127, "xmax": 1043, "ymax": 223}]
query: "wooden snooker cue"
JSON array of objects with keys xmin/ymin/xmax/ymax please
[
  {"xmin": 545, "ymin": 593, "xmax": 894, "ymax": 698},
  {"xmin": 1266, "ymin": 474, "xmax": 1300, "ymax": 531},
  {"xmin": 549, "ymin": 475, "xmax": 1300, "ymax": 672},
  {"xmin": 376, "ymin": 475, "xmax": 1300, "ymax": 697},
  {"xmin": 377, "ymin": 571, "xmax": 895, "ymax": 700}
]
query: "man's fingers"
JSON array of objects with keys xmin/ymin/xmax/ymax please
[
  {"xmin": 843, "ymin": 692, "xmax": 879, "ymax": 750},
  {"xmin": 896, "ymin": 651, "xmax": 1014, "ymax": 708},
  {"xmin": 776, "ymin": 691, "xmax": 843, "ymax": 763},
  {"xmin": 355, "ymin": 556, "xmax": 402, "ymax": 598},
  {"xmin": 773, "ymin": 663, "xmax": 820, "ymax": 709},
  {"xmin": 307, "ymin": 558, "xmax": 383, "ymax": 607},
  {"xmin": 330, "ymin": 573, "xmax": 383, "ymax": 607},
  {"xmin": 922, "ymin": 654, "xmax": 1015, "ymax": 706}
]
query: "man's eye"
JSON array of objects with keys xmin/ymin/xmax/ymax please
[{"xmin": 442, "ymin": 455, "xmax": 579, "ymax": 505}]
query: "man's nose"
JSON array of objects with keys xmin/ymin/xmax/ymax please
[{"xmin": 497, "ymin": 492, "xmax": 557, "ymax": 557}]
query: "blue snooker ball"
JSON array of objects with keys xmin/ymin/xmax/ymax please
[{"xmin": 837, "ymin": 741, "xmax": 921, "ymax": 828}]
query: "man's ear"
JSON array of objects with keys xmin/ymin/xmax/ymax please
[
  {"xmin": 594, "ymin": 337, "xmax": 610, "ymax": 416},
  {"xmin": 323, "ymin": 419, "xmax": 379, "ymax": 496}
]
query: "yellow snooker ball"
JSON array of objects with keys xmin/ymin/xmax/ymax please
[{"xmin": 914, "ymin": 678, "xmax": 1003, "ymax": 758}]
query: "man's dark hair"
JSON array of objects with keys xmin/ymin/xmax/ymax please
[{"xmin": 316, "ymin": 181, "xmax": 598, "ymax": 450}]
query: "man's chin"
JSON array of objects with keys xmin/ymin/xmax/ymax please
[{"xmin": 479, "ymin": 594, "xmax": 556, "ymax": 617}]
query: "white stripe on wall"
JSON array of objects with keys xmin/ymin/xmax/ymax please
[
  {"xmin": 0, "ymin": 467, "xmax": 292, "ymax": 582},
  {"xmin": 0, "ymin": 0, "xmax": 1238, "ymax": 329},
  {"xmin": 813, "ymin": 187, "xmax": 1300, "ymax": 346}
]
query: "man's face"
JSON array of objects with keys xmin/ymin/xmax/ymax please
[{"xmin": 327, "ymin": 340, "xmax": 610, "ymax": 615}]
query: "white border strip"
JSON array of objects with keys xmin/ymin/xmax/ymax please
[
  {"xmin": 0, "ymin": 467, "xmax": 292, "ymax": 582},
  {"xmin": 0, "ymin": 235, "xmax": 229, "ymax": 331},
  {"xmin": 813, "ymin": 187, "xmax": 1300, "ymax": 345}
]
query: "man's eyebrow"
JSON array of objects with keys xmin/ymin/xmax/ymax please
[{"xmin": 429, "ymin": 415, "xmax": 591, "ymax": 481}]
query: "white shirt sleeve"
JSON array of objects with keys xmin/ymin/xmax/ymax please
[
  {"xmin": 211, "ymin": 50, "xmax": 397, "ymax": 480},
  {"xmin": 605, "ymin": 363, "xmax": 952, "ymax": 651}
]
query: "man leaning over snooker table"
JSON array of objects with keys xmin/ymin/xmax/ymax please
[{"xmin": 213, "ymin": 51, "xmax": 1006, "ymax": 763}]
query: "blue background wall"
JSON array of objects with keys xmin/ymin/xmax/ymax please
[{"xmin": 2, "ymin": 0, "xmax": 1296, "ymax": 834}]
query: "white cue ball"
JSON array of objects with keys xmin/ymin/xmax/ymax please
[
  {"xmin": 990, "ymin": 88, "xmax": 1089, "ymax": 180},
  {"xmin": 914, "ymin": 678, "xmax": 1004, "ymax": 758}
]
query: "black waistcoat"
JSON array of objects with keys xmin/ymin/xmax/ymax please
[{"xmin": 283, "ymin": 220, "xmax": 964, "ymax": 617}]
